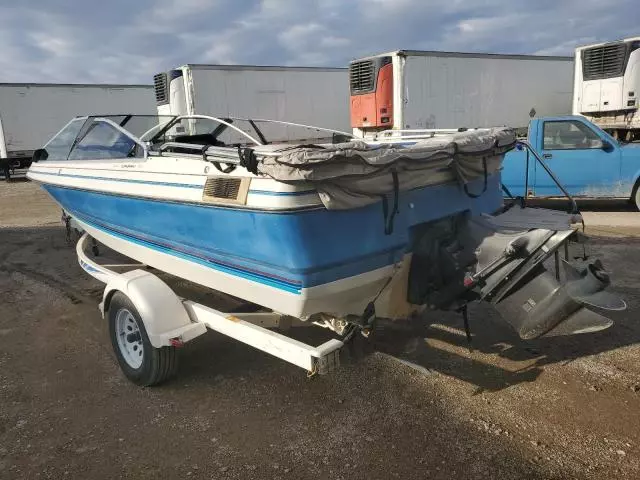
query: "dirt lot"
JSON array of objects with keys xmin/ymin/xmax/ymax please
[{"xmin": 2, "ymin": 180, "xmax": 640, "ymax": 479}]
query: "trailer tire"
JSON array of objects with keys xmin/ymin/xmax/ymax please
[{"xmin": 108, "ymin": 292, "xmax": 178, "ymax": 386}]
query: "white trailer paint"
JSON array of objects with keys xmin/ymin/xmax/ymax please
[
  {"xmin": 154, "ymin": 65, "xmax": 350, "ymax": 138},
  {"xmin": 0, "ymin": 83, "xmax": 154, "ymax": 169},
  {"xmin": 350, "ymin": 50, "xmax": 574, "ymax": 136}
]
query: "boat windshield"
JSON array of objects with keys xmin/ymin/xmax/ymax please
[
  {"xmin": 43, "ymin": 115, "xmax": 175, "ymax": 161},
  {"xmin": 41, "ymin": 114, "xmax": 354, "ymax": 161},
  {"xmin": 145, "ymin": 116, "xmax": 353, "ymax": 148},
  {"xmin": 44, "ymin": 118, "xmax": 87, "ymax": 161},
  {"xmin": 143, "ymin": 117, "xmax": 262, "ymax": 147}
]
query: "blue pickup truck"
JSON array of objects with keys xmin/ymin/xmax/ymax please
[{"xmin": 502, "ymin": 115, "xmax": 640, "ymax": 209}]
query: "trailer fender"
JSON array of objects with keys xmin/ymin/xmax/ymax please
[{"xmin": 101, "ymin": 269, "xmax": 207, "ymax": 348}]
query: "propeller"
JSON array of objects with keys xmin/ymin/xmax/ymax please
[{"xmin": 562, "ymin": 259, "xmax": 626, "ymax": 311}]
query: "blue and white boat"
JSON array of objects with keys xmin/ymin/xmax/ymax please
[{"xmin": 27, "ymin": 114, "xmax": 623, "ymax": 342}]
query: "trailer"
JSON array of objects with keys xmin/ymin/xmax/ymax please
[
  {"xmin": 0, "ymin": 83, "xmax": 155, "ymax": 179},
  {"xmin": 349, "ymin": 50, "xmax": 574, "ymax": 137},
  {"xmin": 573, "ymin": 37, "xmax": 640, "ymax": 142},
  {"xmin": 153, "ymin": 64, "xmax": 350, "ymax": 140},
  {"xmin": 76, "ymin": 233, "xmax": 342, "ymax": 385}
]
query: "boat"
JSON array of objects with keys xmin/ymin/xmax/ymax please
[{"xmin": 26, "ymin": 114, "xmax": 626, "ymax": 385}]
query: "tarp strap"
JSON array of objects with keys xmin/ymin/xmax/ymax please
[
  {"xmin": 238, "ymin": 147, "xmax": 259, "ymax": 174},
  {"xmin": 357, "ymin": 265, "xmax": 398, "ymax": 330},
  {"xmin": 463, "ymin": 156, "xmax": 488, "ymax": 199},
  {"xmin": 381, "ymin": 169, "xmax": 400, "ymax": 235}
]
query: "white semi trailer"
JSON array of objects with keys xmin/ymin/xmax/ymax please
[
  {"xmin": 0, "ymin": 83, "xmax": 155, "ymax": 179},
  {"xmin": 155, "ymin": 54, "xmax": 575, "ymax": 141},
  {"xmin": 573, "ymin": 37, "xmax": 640, "ymax": 141},
  {"xmin": 153, "ymin": 64, "xmax": 350, "ymax": 141},
  {"xmin": 349, "ymin": 50, "xmax": 575, "ymax": 137}
]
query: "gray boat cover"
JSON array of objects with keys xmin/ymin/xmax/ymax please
[{"xmin": 256, "ymin": 127, "xmax": 516, "ymax": 210}]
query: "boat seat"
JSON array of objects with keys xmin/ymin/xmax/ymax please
[{"xmin": 174, "ymin": 134, "xmax": 226, "ymax": 147}]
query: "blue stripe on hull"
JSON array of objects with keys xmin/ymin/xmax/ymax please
[
  {"xmin": 42, "ymin": 174, "xmax": 502, "ymax": 289},
  {"xmin": 78, "ymin": 215, "xmax": 304, "ymax": 294}
]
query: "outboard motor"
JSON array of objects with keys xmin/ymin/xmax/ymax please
[
  {"xmin": 490, "ymin": 255, "xmax": 623, "ymax": 339},
  {"xmin": 408, "ymin": 207, "xmax": 625, "ymax": 339}
]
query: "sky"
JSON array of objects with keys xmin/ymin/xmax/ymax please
[{"xmin": 0, "ymin": 0, "xmax": 638, "ymax": 84}]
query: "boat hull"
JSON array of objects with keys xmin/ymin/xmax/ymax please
[{"xmin": 36, "ymin": 172, "xmax": 502, "ymax": 318}]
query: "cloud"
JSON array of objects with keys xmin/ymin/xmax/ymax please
[
  {"xmin": 278, "ymin": 22, "xmax": 350, "ymax": 63},
  {"xmin": 279, "ymin": 23, "xmax": 325, "ymax": 51},
  {"xmin": 321, "ymin": 36, "xmax": 350, "ymax": 48},
  {"xmin": 0, "ymin": 0, "xmax": 637, "ymax": 84}
]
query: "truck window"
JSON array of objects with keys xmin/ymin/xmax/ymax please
[
  {"xmin": 68, "ymin": 121, "xmax": 141, "ymax": 160},
  {"xmin": 543, "ymin": 120, "xmax": 602, "ymax": 150}
]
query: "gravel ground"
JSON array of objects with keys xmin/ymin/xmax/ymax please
[{"xmin": 1, "ymin": 180, "xmax": 640, "ymax": 479}]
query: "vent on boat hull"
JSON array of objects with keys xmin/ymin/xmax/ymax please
[{"xmin": 202, "ymin": 177, "xmax": 250, "ymax": 205}]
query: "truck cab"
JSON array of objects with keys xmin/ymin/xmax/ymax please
[{"xmin": 502, "ymin": 115, "xmax": 640, "ymax": 207}]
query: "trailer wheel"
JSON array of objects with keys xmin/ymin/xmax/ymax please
[{"xmin": 108, "ymin": 292, "xmax": 178, "ymax": 386}]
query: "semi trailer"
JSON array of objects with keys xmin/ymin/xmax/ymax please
[
  {"xmin": 349, "ymin": 50, "xmax": 574, "ymax": 137},
  {"xmin": 573, "ymin": 37, "xmax": 640, "ymax": 142},
  {"xmin": 0, "ymin": 83, "xmax": 155, "ymax": 179}
]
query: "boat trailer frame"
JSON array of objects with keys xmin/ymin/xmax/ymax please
[{"xmin": 76, "ymin": 233, "xmax": 343, "ymax": 376}]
